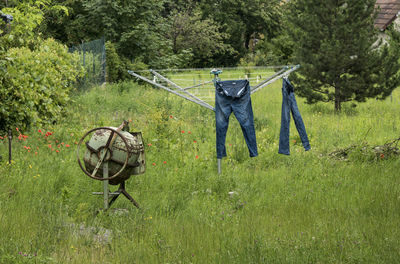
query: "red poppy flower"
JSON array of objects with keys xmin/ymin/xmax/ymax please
[
  {"xmin": 163, "ymin": 161, "xmax": 167, "ymax": 164},
  {"xmin": 380, "ymin": 153, "xmax": 385, "ymax": 159},
  {"xmin": 195, "ymin": 155, "xmax": 199, "ymax": 159},
  {"xmin": 169, "ymin": 115, "xmax": 173, "ymax": 119},
  {"xmin": 193, "ymin": 140, "xmax": 197, "ymax": 143},
  {"xmin": 181, "ymin": 130, "xmax": 185, "ymax": 134},
  {"xmin": 16, "ymin": 127, "xmax": 19, "ymax": 131},
  {"xmin": 38, "ymin": 129, "xmax": 42, "ymax": 133},
  {"xmin": 188, "ymin": 131, "xmax": 192, "ymax": 134},
  {"xmin": 147, "ymin": 143, "xmax": 152, "ymax": 146},
  {"xmin": 152, "ymin": 162, "xmax": 156, "ymax": 166},
  {"xmin": 65, "ymin": 144, "xmax": 70, "ymax": 147}
]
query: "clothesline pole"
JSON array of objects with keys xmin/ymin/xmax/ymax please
[{"xmin": 211, "ymin": 70, "xmax": 222, "ymax": 174}]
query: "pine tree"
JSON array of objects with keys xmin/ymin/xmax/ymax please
[{"xmin": 287, "ymin": 0, "xmax": 400, "ymax": 111}]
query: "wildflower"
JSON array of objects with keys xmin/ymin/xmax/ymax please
[
  {"xmin": 229, "ymin": 144, "xmax": 232, "ymax": 146},
  {"xmin": 163, "ymin": 161, "xmax": 167, "ymax": 164},
  {"xmin": 195, "ymin": 155, "xmax": 199, "ymax": 159},
  {"xmin": 56, "ymin": 150, "xmax": 59, "ymax": 153},
  {"xmin": 29, "ymin": 165, "xmax": 32, "ymax": 169},
  {"xmin": 147, "ymin": 143, "xmax": 152, "ymax": 146},
  {"xmin": 65, "ymin": 144, "xmax": 70, "ymax": 147},
  {"xmin": 188, "ymin": 131, "xmax": 192, "ymax": 134},
  {"xmin": 152, "ymin": 162, "xmax": 156, "ymax": 166},
  {"xmin": 181, "ymin": 130, "xmax": 185, "ymax": 134},
  {"xmin": 193, "ymin": 140, "xmax": 197, "ymax": 143},
  {"xmin": 57, "ymin": 144, "xmax": 61, "ymax": 148},
  {"xmin": 48, "ymin": 144, "xmax": 52, "ymax": 148},
  {"xmin": 61, "ymin": 142, "xmax": 64, "ymax": 145},
  {"xmin": 169, "ymin": 115, "xmax": 173, "ymax": 119},
  {"xmin": 293, "ymin": 139, "xmax": 297, "ymax": 143},
  {"xmin": 38, "ymin": 129, "xmax": 42, "ymax": 133},
  {"xmin": 56, "ymin": 140, "xmax": 59, "ymax": 143},
  {"xmin": 380, "ymin": 153, "xmax": 385, "ymax": 159},
  {"xmin": 16, "ymin": 127, "xmax": 19, "ymax": 132},
  {"xmin": 35, "ymin": 152, "xmax": 38, "ymax": 155},
  {"xmin": 0, "ymin": 136, "xmax": 3, "ymax": 139}
]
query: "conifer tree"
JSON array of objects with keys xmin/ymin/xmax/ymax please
[{"xmin": 287, "ymin": 0, "xmax": 400, "ymax": 111}]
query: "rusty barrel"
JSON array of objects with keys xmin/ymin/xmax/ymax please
[{"xmin": 84, "ymin": 127, "xmax": 145, "ymax": 185}]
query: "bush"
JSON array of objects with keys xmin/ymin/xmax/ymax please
[{"xmin": 0, "ymin": 38, "xmax": 83, "ymax": 133}]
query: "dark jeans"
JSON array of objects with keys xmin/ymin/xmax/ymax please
[
  {"xmin": 215, "ymin": 80, "xmax": 258, "ymax": 159},
  {"xmin": 279, "ymin": 78, "xmax": 311, "ymax": 155}
]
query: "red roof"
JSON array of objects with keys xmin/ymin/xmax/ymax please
[{"xmin": 375, "ymin": 0, "xmax": 400, "ymax": 30}]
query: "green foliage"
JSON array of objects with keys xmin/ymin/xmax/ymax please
[
  {"xmin": 287, "ymin": 0, "xmax": 400, "ymax": 111},
  {"xmin": 199, "ymin": 0, "xmax": 282, "ymax": 66},
  {"xmin": 105, "ymin": 41, "xmax": 148, "ymax": 83},
  {"xmin": 0, "ymin": 2, "xmax": 83, "ymax": 133},
  {"xmin": 166, "ymin": 7, "xmax": 234, "ymax": 68},
  {"xmin": 0, "ymin": 38, "xmax": 83, "ymax": 133}
]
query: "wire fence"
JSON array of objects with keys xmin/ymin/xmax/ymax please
[{"xmin": 69, "ymin": 37, "xmax": 106, "ymax": 90}]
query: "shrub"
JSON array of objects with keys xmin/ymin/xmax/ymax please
[{"xmin": 0, "ymin": 38, "xmax": 83, "ymax": 133}]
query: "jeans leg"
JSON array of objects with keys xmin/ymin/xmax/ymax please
[
  {"xmin": 232, "ymin": 92, "xmax": 258, "ymax": 157},
  {"xmin": 289, "ymin": 92, "xmax": 311, "ymax": 151},
  {"xmin": 279, "ymin": 83, "xmax": 291, "ymax": 155},
  {"xmin": 215, "ymin": 95, "xmax": 232, "ymax": 159}
]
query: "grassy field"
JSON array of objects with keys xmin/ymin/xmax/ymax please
[{"xmin": 1, "ymin": 70, "xmax": 400, "ymax": 263}]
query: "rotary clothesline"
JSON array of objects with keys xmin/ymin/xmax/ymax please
[
  {"xmin": 128, "ymin": 65, "xmax": 302, "ymax": 174},
  {"xmin": 127, "ymin": 64, "xmax": 300, "ymax": 112}
]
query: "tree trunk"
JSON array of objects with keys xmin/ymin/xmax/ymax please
[{"xmin": 335, "ymin": 87, "xmax": 341, "ymax": 112}]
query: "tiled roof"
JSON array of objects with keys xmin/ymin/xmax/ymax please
[{"xmin": 375, "ymin": 0, "xmax": 400, "ymax": 30}]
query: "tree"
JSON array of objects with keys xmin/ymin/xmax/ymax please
[
  {"xmin": 287, "ymin": 0, "xmax": 400, "ymax": 111},
  {"xmin": 166, "ymin": 6, "xmax": 234, "ymax": 67},
  {"xmin": 200, "ymin": 0, "xmax": 282, "ymax": 66}
]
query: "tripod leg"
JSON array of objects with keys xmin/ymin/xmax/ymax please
[
  {"xmin": 120, "ymin": 182, "xmax": 140, "ymax": 208},
  {"xmin": 108, "ymin": 191, "xmax": 121, "ymax": 208}
]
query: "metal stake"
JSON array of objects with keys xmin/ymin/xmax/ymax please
[
  {"xmin": 218, "ymin": 158, "xmax": 222, "ymax": 174},
  {"xmin": 8, "ymin": 129, "xmax": 12, "ymax": 164}
]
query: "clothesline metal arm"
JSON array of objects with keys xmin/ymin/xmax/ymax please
[
  {"xmin": 128, "ymin": 70, "xmax": 215, "ymax": 112},
  {"xmin": 250, "ymin": 65, "xmax": 300, "ymax": 95},
  {"xmin": 150, "ymin": 70, "xmax": 214, "ymax": 110},
  {"xmin": 250, "ymin": 68, "xmax": 286, "ymax": 92},
  {"xmin": 183, "ymin": 80, "xmax": 214, "ymax": 90}
]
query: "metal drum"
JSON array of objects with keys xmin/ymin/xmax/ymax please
[{"xmin": 83, "ymin": 127, "xmax": 145, "ymax": 185}]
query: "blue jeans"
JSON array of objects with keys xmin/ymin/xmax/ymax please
[
  {"xmin": 215, "ymin": 80, "xmax": 258, "ymax": 159},
  {"xmin": 279, "ymin": 78, "xmax": 310, "ymax": 155}
]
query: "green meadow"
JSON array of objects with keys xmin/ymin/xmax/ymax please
[{"xmin": 1, "ymin": 70, "xmax": 399, "ymax": 263}]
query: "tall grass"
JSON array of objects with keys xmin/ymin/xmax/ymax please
[{"xmin": 0, "ymin": 75, "xmax": 399, "ymax": 263}]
